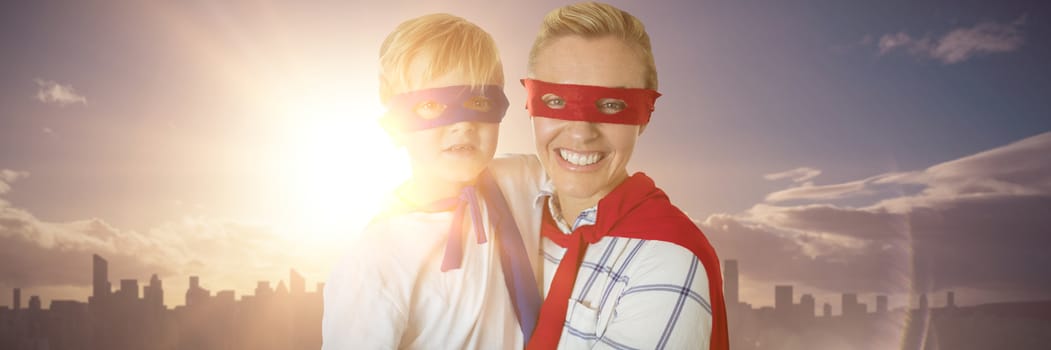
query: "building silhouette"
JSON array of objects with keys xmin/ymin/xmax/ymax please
[
  {"xmin": 876, "ymin": 294, "xmax": 888, "ymax": 314},
  {"xmin": 721, "ymin": 258, "xmax": 1051, "ymax": 350},
  {"xmin": 724, "ymin": 259, "xmax": 739, "ymax": 307},
  {"xmin": 4, "ymin": 256, "xmax": 1051, "ymax": 349},
  {"xmin": 12, "ymin": 288, "xmax": 19, "ymax": 311},
  {"xmin": 0, "ymin": 254, "xmax": 323, "ymax": 350}
]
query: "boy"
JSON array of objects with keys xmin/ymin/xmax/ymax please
[{"xmin": 321, "ymin": 13, "xmax": 542, "ymax": 349}]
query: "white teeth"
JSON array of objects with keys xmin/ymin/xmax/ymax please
[{"xmin": 559, "ymin": 149, "xmax": 601, "ymax": 166}]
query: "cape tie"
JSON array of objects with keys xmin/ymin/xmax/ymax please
[
  {"xmin": 421, "ymin": 185, "xmax": 486, "ymax": 272},
  {"xmin": 526, "ymin": 202, "xmax": 598, "ymax": 350},
  {"xmin": 476, "ymin": 171, "xmax": 542, "ymax": 340},
  {"xmin": 419, "ymin": 175, "xmax": 542, "ymax": 339}
]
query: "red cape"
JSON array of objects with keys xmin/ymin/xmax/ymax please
[{"xmin": 529, "ymin": 173, "xmax": 729, "ymax": 350}]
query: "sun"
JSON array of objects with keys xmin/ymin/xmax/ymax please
[{"xmin": 279, "ymin": 88, "xmax": 410, "ymax": 243}]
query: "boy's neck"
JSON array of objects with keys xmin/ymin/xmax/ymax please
[{"xmin": 401, "ymin": 175, "xmax": 473, "ymax": 209}]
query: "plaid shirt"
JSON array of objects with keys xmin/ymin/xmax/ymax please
[{"xmin": 538, "ymin": 186, "xmax": 713, "ymax": 350}]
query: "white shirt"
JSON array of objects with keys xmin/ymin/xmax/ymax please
[{"xmin": 321, "ymin": 155, "xmax": 544, "ymax": 350}]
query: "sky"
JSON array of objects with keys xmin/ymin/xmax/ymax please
[{"xmin": 2, "ymin": 0, "xmax": 1049, "ymax": 313}]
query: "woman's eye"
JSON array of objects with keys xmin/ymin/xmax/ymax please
[
  {"xmin": 541, "ymin": 93, "xmax": 566, "ymax": 109},
  {"xmin": 463, "ymin": 96, "xmax": 492, "ymax": 112},
  {"xmin": 414, "ymin": 101, "xmax": 447, "ymax": 119},
  {"xmin": 595, "ymin": 98, "xmax": 627, "ymax": 115}
]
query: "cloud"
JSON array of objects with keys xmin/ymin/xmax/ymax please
[
  {"xmin": 764, "ymin": 178, "xmax": 873, "ymax": 203},
  {"xmin": 0, "ymin": 169, "xmax": 30, "ymax": 195},
  {"xmin": 706, "ymin": 131, "xmax": 1051, "ymax": 301},
  {"xmin": 764, "ymin": 167, "xmax": 822, "ymax": 183},
  {"xmin": 34, "ymin": 78, "xmax": 87, "ymax": 106},
  {"xmin": 875, "ymin": 16, "xmax": 1026, "ymax": 64},
  {"xmin": 0, "ymin": 176, "xmax": 300, "ymax": 301}
]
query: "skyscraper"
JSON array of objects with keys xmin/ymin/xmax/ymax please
[
  {"xmin": 947, "ymin": 291, "xmax": 956, "ymax": 308},
  {"xmin": 290, "ymin": 269, "xmax": 305, "ymax": 295},
  {"xmin": 799, "ymin": 293, "xmax": 815, "ymax": 318},
  {"xmin": 256, "ymin": 281, "xmax": 273, "ymax": 297},
  {"xmin": 187, "ymin": 276, "xmax": 211, "ymax": 307},
  {"xmin": 144, "ymin": 274, "xmax": 164, "ymax": 309},
  {"xmin": 775, "ymin": 285, "xmax": 793, "ymax": 319},
  {"xmin": 842, "ymin": 293, "xmax": 859, "ymax": 317},
  {"xmin": 28, "ymin": 296, "xmax": 41, "ymax": 310},
  {"xmin": 876, "ymin": 295, "xmax": 888, "ymax": 313},
  {"xmin": 724, "ymin": 259, "xmax": 739, "ymax": 307},
  {"xmin": 93, "ymin": 254, "xmax": 111, "ymax": 301},
  {"xmin": 118, "ymin": 279, "xmax": 139, "ymax": 301},
  {"xmin": 13, "ymin": 288, "xmax": 20, "ymax": 311}
]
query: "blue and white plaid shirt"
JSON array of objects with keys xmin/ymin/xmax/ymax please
[{"xmin": 537, "ymin": 184, "xmax": 713, "ymax": 350}]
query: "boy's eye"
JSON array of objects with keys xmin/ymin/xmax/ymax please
[
  {"xmin": 541, "ymin": 93, "xmax": 566, "ymax": 110},
  {"xmin": 595, "ymin": 98, "xmax": 627, "ymax": 115},
  {"xmin": 463, "ymin": 96, "xmax": 492, "ymax": 112},
  {"xmin": 414, "ymin": 101, "xmax": 447, "ymax": 119}
]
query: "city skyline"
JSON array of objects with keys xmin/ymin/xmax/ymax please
[
  {"xmin": 3, "ymin": 0, "xmax": 1050, "ymax": 318},
  {"xmin": 0, "ymin": 254, "xmax": 1004, "ymax": 317},
  {"xmin": 7, "ymin": 254, "xmax": 1047, "ymax": 350}
]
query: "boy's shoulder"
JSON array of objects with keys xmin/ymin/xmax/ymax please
[{"xmin": 489, "ymin": 153, "xmax": 545, "ymax": 186}]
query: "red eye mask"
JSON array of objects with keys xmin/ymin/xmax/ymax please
[{"xmin": 522, "ymin": 79, "xmax": 661, "ymax": 125}]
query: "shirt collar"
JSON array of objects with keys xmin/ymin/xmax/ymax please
[{"xmin": 537, "ymin": 179, "xmax": 598, "ymax": 234}]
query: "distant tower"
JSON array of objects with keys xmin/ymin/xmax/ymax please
[
  {"xmin": 256, "ymin": 281, "xmax": 273, "ymax": 297},
  {"xmin": 823, "ymin": 302, "xmax": 832, "ymax": 317},
  {"xmin": 216, "ymin": 290, "xmax": 236, "ymax": 303},
  {"xmin": 775, "ymin": 285, "xmax": 793, "ymax": 313},
  {"xmin": 144, "ymin": 274, "xmax": 164, "ymax": 309},
  {"xmin": 186, "ymin": 276, "xmax": 211, "ymax": 307},
  {"xmin": 28, "ymin": 296, "xmax": 41, "ymax": 311},
  {"xmin": 946, "ymin": 291, "xmax": 955, "ymax": 308},
  {"xmin": 92, "ymin": 254, "xmax": 111, "ymax": 301},
  {"xmin": 290, "ymin": 269, "xmax": 305, "ymax": 295},
  {"xmin": 12, "ymin": 288, "xmax": 20, "ymax": 311},
  {"xmin": 842, "ymin": 293, "xmax": 859, "ymax": 317},
  {"xmin": 919, "ymin": 293, "xmax": 928, "ymax": 310},
  {"xmin": 876, "ymin": 295, "xmax": 888, "ymax": 313},
  {"xmin": 799, "ymin": 294, "xmax": 815, "ymax": 318},
  {"xmin": 118, "ymin": 279, "xmax": 139, "ymax": 301},
  {"xmin": 724, "ymin": 260, "xmax": 739, "ymax": 307}
]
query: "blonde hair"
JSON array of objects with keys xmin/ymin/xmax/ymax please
[
  {"xmin": 379, "ymin": 13, "xmax": 504, "ymax": 104},
  {"xmin": 527, "ymin": 2, "xmax": 657, "ymax": 90}
]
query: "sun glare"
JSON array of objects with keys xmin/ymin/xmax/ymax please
[{"xmin": 280, "ymin": 90, "xmax": 410, "ymax": 244}]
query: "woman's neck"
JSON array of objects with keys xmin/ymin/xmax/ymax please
[{"xmin": 556, "ymin": 196, "xmax": 597, "ymax": 226}]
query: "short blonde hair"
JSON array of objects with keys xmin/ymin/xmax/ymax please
[
  {"xmin": 527, "ymin": 2, "xmax": 657, "ymax": 90},
  {"xmin": 379, "ymin": 13, "xmax": 504, "ymax": 104}
]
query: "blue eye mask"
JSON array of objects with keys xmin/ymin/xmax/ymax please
[{"xmin": 382, "ymin": 85, "xmax": 509, "ymax": 132}]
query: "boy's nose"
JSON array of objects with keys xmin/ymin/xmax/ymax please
[{"xmin": 447, "ymin": 121, "xmax": 477, "ymax": 134}]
